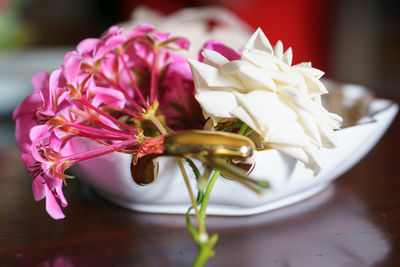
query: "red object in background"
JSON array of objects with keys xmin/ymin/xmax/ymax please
[
  {"xmin": 118, "ymin": 0, "xmax": 334, "ymax": 69},
  {"xmin": 225, "ymin": 0, "xmax": 334, "ymax": 69}
]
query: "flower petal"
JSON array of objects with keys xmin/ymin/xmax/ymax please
[
  {"xmin": 195, "ymin": 91, "xmax": 238, "ymax": 118},
  {"xmin": 282, "ymin": 47, "xmax": 293, "ymax": 66},
  {"xmin": 45, "ymin": 185, "xmax": 65, "ymax": 220},
  {"xmin": 201, "ymin": 49, "xmax": 230, "ymax": 68},
  {"xmin": 231, "ymin": 91, "xmax": 298, "ymax": 139},
  {"xmin": 188, "ymin": 59, "xmax": 244, "ymax": 91},
  {"xmin": 274, "ymin": 144, "xmax": 322, "ymax": 175},
  {"xmin": 200, "ymin": 40, "xmax": 240, "ymax": 61},
  {"xmin": 63, "ymin": 51, "xmax": 82, "ymax": 85},
  {"xmin": 221, "ymin": 60, "xmax": 277, "ymax": 92},
  {"xmin": 243, "ymin": 28, "xmax": 273, "ymax": 54},
  {"xmin": 32, "ymin": 176, "xmax": 46, "ymax": 201},
  {"xmin": 32, "ymin": 72, "xmax": 50, "ymax": 92},
  {"xmin": 91, "ymin": 86, "xmax": 126, "ymax": 109},
  {"xmin": 30, "ymin": 124, "xmax": 51, "ymax": 143},
  {"xmin": 273, "ymin": 40, "xmax": 283, "ymax": 59}
]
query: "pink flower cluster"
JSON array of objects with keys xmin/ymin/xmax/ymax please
[{"xmin": 13, "ymin": 24, "xmax": 205, "ymax": 219}]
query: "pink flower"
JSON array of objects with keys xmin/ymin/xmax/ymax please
[{"xmin": 14, "ymin": 23, "xmax": 206, "ymax": 219}]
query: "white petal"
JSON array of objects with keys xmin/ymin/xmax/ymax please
[
  {"xmin": 267, "ymin": 123, "xmax": 311, "ymax": 147},
  {"xmin": 296, "ymin": 109, "xmax": 322, "ymax": 146},
  {"xmin": 202, "ymin": 49, "xmax": 230, "ymax": 68},
  {"xmin": 294, "ymin": 62, "xmax": 312, "ymax": 68},
  {"xmin": 327, "ymin": 112, "xmax": 343, "ymax": 129},
  {"xmin": 188, "ymin": 59, "xmax": 243, "ymax": 91},
  {"xmin": 318, "ymin": 123, "xmax": 337, "ymax": 148},
  {"xmin": 274, "ymin": 40, "xmax": 283, "ymax": 59},
  {"xmin": 271, "ymin": 70, "xmax": 307, "ymax": 94},
  {"xmin": 243, "ymin": 28, "xmax": 273, "ymax": 54},
  {"xmin": 282, "ymin": 47, "xmax": 293, "ymax": 66},
  {"xmin": 241, "ymin": 49, "xmax": 279, "ymax": 70},
  {"xmin": 293, "ymin": 65, "xmax": 325, "ymax": 79},
  {"xmin": 195, "ymin": 91, "xmax": 237, "ymax": 118},
  {"xmin": 231, "ymin": 91, "xmax": 298, "ymax": 139},
  {"xmin": 300, "ymin": 72, "xmax": 329, "ymax": 96},
  {"xmin": 221, "ymin": 60, "xmax": 277, "ymax": 92},
  {"xmin": 274, "ymin": 144, "xmax": 321, "ymax": 175}
]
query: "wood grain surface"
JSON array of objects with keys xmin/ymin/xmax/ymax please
[{"xmin": 0, "ymin": 111, "xmax": 399, "ymax": 267}]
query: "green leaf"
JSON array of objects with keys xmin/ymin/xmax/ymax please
[
  {"xmin": 244, "ymin": 127, "xmax": 253, "ymax": 136},
  {"xmin": 196, "ymin": 191, "xmax": 204, "ymax": 204},
  {"xmin": 220, "ymin": 119, "xmax": 243, "ymax": 132},
  {"xmin": 238, "ymin": 122, "xmax": 248, "ymax": 135},
  {"xmin": 185, "ymin": 157, "xmax": 201, "ymax": 179}
]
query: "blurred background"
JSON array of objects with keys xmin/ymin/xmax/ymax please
[{"xmin": 0, "ymin": 0, "xmax": 399, "ymax": 123}]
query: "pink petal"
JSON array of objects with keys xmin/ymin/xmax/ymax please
[
  {"xmin": 91, "ymin": 87, "xmax": 126, "ymax": 109},
  {"xmin": 29, "ymin": 124, "xmax": 51, "ymax": 143},
  {"xmin": 99, "ymin": 54, "xmax": 118, "ymax": 80},
  {"xmin": 106, "ymin": 25, "xmax": 124, "ymax": 36},
  {"xmin": 31, "ymin": 142, "xmax": 46, "ymax": 164},
  {"xmin": 96, "ymin": 35, "xmax": 126, "ymax": 59},
  {"xmin": 153, "ymin": 32, "xmax": 170, "ymax": 42},
  {"xmin": 48, "ymin": 131, "xmax": 65, "ymax": 151},
  {"xmin": 53, "ymin": 127, "xmax": 71, "ymax": 141},
  {"xmin": 57, "ymin": 90, "xmax": 70, "ymax": 106},
  {"xmin": 43, "ymin": 175, "xmax": 60, "ymax": 191},
  {"xmin": 13, "ymin": 91, "xmax": 41, "ymax": 120},
  {"xmin": 15, "ymin": 116, "xmax": 37, "ymax": 149},
  {"xmin": 48, "ymin": 68, "xmax": 62, "ymax": 111},
  {"xmin": 172, "ymin": 37, "xmax": 190, "ymax": 50},
  {"xmin": 32, "ymin": 176, "xmax": 46, "ymax": 201},
  {"xmin": 31, "ymin": 72, "xmax": 50, "ymax": 92},
  {"xmin": 98, "ymin": 115, "xmax": 119, "ymax": 130},
  {"xmin": 63, "ymin": 51, "xmax": 82, "ymax": 85},
  {"xmin": 77, "ymin": 38, "xmax": 99, "ymax": 55},
  {"xmin": 54, "ymin": 181, "xmax": 68, "ymax": 208},
  {"xmin": 20, "ymin": 146, "xmax": 37, "ymax": 166},
  {"xmin": 45, "ymin": 185, "xmax": 65, "ymax": 220},
  {"xmin": 199, "ymin": 40, "xmax": 240, "ymax": 61},
  {"xmin": 126, "ymin": 23, "xmax": 155, "ymax": 39},
  {"xmin": 166, "ymin": 60, "xmax": 192, "ymax": 81},
  {"xmin": 135, "ymin": 23, "xmax": 156, "ymax": 33}
]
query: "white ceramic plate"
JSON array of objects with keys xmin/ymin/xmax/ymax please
[{"xmin": 76, "ymin": 83, "xmax": 398, "ymax": 216}]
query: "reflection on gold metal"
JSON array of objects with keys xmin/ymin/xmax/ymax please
[
  {"xmin": 223, "ymin": 160, "xmax": 256, "ymax": 180},
  {"xmin": 131, "ymin": 154, "xmax": 159, "ymax": 185},
  {"xmin": 164, "ymin": 130, "xmax": 255, "ymax": 159}
]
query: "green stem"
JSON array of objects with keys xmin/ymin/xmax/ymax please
[
  {"xmin": 177, "ymin": 158, "xmax": 201, "ymax": 224},
  {"xmin": 193, "ymin": 234, "xmax": 218, "ymax": 267},
  {"xmin": 199, "ymin": 170, "xmax": 220, "ymax": 218},
  {"xmin": 238, "ymin": 122, "xmax": 248, "ymax": 135},
  {"xmin": 149, "ymin": 115, "xmax": 167, "ymax": 135},
  {"xmin": 189, "ymin": 170, "xmax": 220, "ymax": 267}
]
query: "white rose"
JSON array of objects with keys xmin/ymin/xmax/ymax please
[
  {"xmin": 188, "ymin": 28, "xmax": 342, "ymax": 175},
  {"xmin": 120, "ymin": 6, "xmax": 252, "ymax": 59}
]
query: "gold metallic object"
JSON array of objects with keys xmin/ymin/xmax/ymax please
[
  {"xmin": 131, "ymin": 130, "xmax": 257, "ymax": 186},
  {"xmin": 163, "ymin": 130, "xmax": 255, "ymax": 159},
  {"xmin": 130, "ymin": 154, "xmax": 159, "ymax": 185}
]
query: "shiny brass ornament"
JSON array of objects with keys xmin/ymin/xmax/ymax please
[
  {"xmin": 131, "ymin": 130, "xmax": 259, "ymax": 187},
  {"xmin": 163, "ymin": 130, "xmax": 255, "ymax": 159}
]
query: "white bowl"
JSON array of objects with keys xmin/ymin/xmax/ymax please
[{"xmin": 76, "ymin": 82, "xmax": 398, "ymax": 216}]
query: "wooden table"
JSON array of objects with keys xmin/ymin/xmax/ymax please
[{"xmin": 0, "ymin": 111, "xmax": 399, "ymax": 267}]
